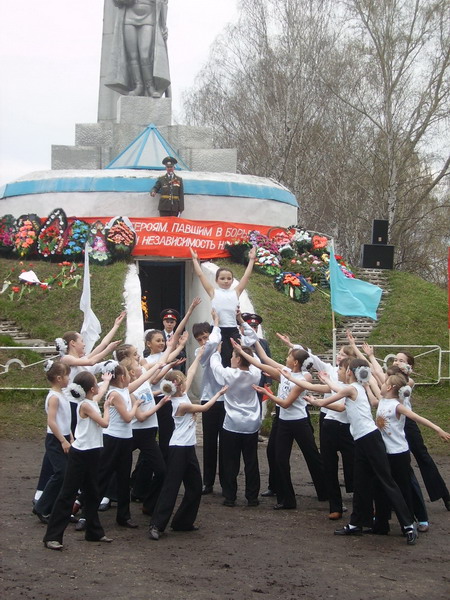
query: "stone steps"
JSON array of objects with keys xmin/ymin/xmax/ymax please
[
  {"xmin": 0, "ymin": 319, "xmax": 53, "ymax": 354},
  {"xmin": 317, "ymin": 268, "xmax": 390, "ymax": 363}
]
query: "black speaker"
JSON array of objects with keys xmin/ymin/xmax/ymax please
[
  {"xmin": 372, "ymin": 219, "xmax": 389, "ymax": 245},
  {"xmin": 361, "ymin": 244, "xmax": 394, "ymax": 269}
]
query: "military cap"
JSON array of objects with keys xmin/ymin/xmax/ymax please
[
  {"xmin": 162, "ymin": 156, "xmax": 178, "ymax": 167},
  {"xmin": 160, "ymin": 308, "xmax": 180, "ymax": 322}
]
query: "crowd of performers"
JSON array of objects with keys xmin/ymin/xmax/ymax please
[{"xmin": 33, "ymin": 247, "xmax": 450, "ymax": 550}]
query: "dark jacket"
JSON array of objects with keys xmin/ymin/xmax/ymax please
[{"xmin": 151, "ymin": 173, "xmax": 184, "ymax": 213}]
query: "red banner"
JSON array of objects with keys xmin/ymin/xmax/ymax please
[{"xmin": 85, "ymin": 217, "xmax": 282, "ymax": 259}]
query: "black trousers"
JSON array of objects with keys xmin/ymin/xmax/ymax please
[
  {"xmin": 201, "ymin": 400, "xmax": 225, "ymax": 489},
  {"xmin": 151, "ymin": 445, "xmax": 202, "ymax": 532},
  {"xmin": 373, "ymin": 450, "xmax": 415, "ymax": 531},
  {"xmin": 156, "ymin": 399, "xmax": 174, "ymax": 462},
  {"xmin": 221, "ymin": 429, "xmax": 260, "ymax": 502},
  {"xmin": 350, "ymin": 430, "xmax": 413, "ymax": 529},
  {"xmin": 35, "ymin": 434, "xmax": 71, "ymax": 516},
  {"xmin": 320, "ymin": 419, "xmax": 355, "ymax": 513},
  {"xmin": 275, "ymin": 417, "xmax": 328, "ymax": 507},
  {"xmin": 36, "ymin": 452, "xmax": 54, "ymax": 492},
  {"xmin": 43, "ymin": 447, "xmax": 105, "ymax": 544},
  {"xmin": 405, "ymin": 417, "xmax": 450, "ymax": 502},
  {"xmin": 219, "ymin": 327, "xmax": 240, "ymax": 367},
  {"xmin": 266, "ymin": 409, "xmax": 280, "ymax": 493},
  {"xmin": 132, "ymin": 428, "xmax": 166, "ymax": 514},
  {"xmin": 97, "ymin": 435, "xmax": 133, "ymax": 525}
]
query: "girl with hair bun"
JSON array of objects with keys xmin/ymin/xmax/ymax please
[
  {"xmin": 232, "ymin": 341, "xmax": 328, "ymax": 509},
  {"xmin": 368, "ymin": 369, "xmax": 450, "ymax": 536},
  {"xmin": 33, "ymin": 362, "xmax": 72, "ymax": 524},
  {"xmin": 43, "ymin": 370, "xmax": 113, "ymax": 550},
  {"xmin": 310, "ymin": 359, "xmax": 418, "ymax": 544}
]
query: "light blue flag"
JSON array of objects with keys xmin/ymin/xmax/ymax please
[{"xmin": 329, "ymin": 251, "xmax": 382, "ymax": 320}]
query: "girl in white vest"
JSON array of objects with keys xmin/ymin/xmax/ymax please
[
  {"xmin": 234, "ymin": 342, "xmax": 329, "ymax": 509},
  {"xmin": 190, "ymin": 246, "xmax": 257, "ymax": 367},
  {"xmin": 149, "ymin": 348, "xmax": 227, "ymax": 540},
  {"xmin": 309, "ymin": 358, "xmax": 419, "ymax": 544},
  {"xmin": 371, "ymin": 369, "xmax": 450, "ymax": 534},
  {"xmin": 43, "ymin": 370, "xmax": 113, "ymax": 550}
]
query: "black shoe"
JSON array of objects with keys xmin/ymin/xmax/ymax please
[
  {"xmin": 260, "ymin": 489, "xmax": 276, "ymax": 497},
  {"xmin": 273, "ymin": 503, "xmax": 295, "ymax": 510},
  {"xmin": 75, "ymin": 518, "xmax": 87, "ymax": 531},
  {"xmin": 223, "ymin": 499, "xmax": 236, "ymax": 507},
  {"xmin": 404, "ymin": 525, "xmax": 418, "ymax": 545},
  {"xmin": 202, "ymin": 485, "xmax": 213, "ymax": 495},
  {"xmin": 98, "ymin": 501, "xmax": 111, "ymax": 512},
  {"xmin": 117, "ymin": 519, "xmax": 138, "ymax": 529},
  {"xmin": 247, "ymin": 499, "xmax": 260, "ymax": 507},
  {"xmin": 33, "ymin": 508, "xmax": 50, "ymax": 524},
  {"xmin": 334, "ymin": 525, "xmax": 362, "ymax": 536},
  {"xmin": 149, "ymin": 525, "xmax": 160, "ymax": 540},
  {"xmin": 443, "ymin": 497, "xmax": 450, "ymax": 511}
]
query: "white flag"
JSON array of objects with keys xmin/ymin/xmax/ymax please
[{"xmin": 80, "ymin": 243, "xmax": 101, "ymax": 354}]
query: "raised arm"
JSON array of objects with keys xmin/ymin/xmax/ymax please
[
  {"xmin": 231, "ymin": 339, "xmax": 281, "ymax": 380},
  {"xmin": 277, "ymin": 367, "xmax": 330, "ymax": 394},
  {"xmin": 177, "ymin": 386, "xmax": 229, "ymax": 416},
  {"xmin": 190, "ymin": 248, "xmax": 215, "ymax": 297},
  {"xmin": 306, "ymin": 385, "xmax": 356, "ymax": 408},
  {"xmin": 397, "ymin": 405, "xmax": 450, "ymax": 442},
  {"xmin": 171, "ymin": 297, "xmax": 201, "ymax": 347},
  {"xmin": 361, "ymin": 342, "xmax": 386, "ymax": 386},
  {"xmin": 88, "ymin": 312, "xmax": 126, "ymax": 358},
  {"xmin": 235, "ymin": 246, "xmax": 256, "ymax": 296},
  {"xmin": 185, "ymin": 347, "xmax": 204, "ymax": 394}
]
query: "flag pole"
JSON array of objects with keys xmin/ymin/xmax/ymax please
[{"xmin": 332, "ymin": 309, "xmax": 337, "ymax": 367}]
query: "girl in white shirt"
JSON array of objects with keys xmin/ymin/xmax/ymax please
[
  {"xmin": 234, "ymin": 343, "xmax": 329, "ymax": 509},
  {"xmin": 149, "ymin": 351, "xmax": 227, "ymax": 540},
  {"xmin": 190, "ymin": 246, "xmax": 256, "ymax": 366},
  {"xmin": 309, "ymin": 359, "xmax": 418, "ymax": 544},
  {"xmin": 372, "ymin": 370, "xmax": 450, "ymax": 534},
  {"xmin": 43, "ymin": 370, "xmax": 112, "ymax": 550}
]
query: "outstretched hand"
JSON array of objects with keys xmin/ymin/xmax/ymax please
[
  {"xmin": 248, "ymin": 246, "xmax": 257, "ymax": 260},
  {"xmin": 190, "ymin": 248, "xmax": 199, "ymax": 260},
  {"xmin": 276, "ymin": 332, "xmax": 292, "ymax": 347}
]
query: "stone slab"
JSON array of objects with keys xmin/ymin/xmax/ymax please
[
  {"xmin": 158, "ymin": 125, "xmax": 214, "ymax": 151},
  {"xmin": 117, "ymin": 96, "xmax": 172, "ymax": 126},
  {"xmin": 51, "ymin": 146, "xmax": 102, "ymax": 170},
  {"xmin": 75, "ymin": 123, "xmax": 114, "ymax": 147},
  {"xmin": 184, "ymin": 148, "xmax": 237, "ymax": 173}
]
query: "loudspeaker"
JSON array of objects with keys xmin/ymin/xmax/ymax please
[
  {"xmin": 361, "ymin": 244, "xmax": 394, "ymax": 269},
  {"xmin": 372, "ymin": 220, "xmax": 389, "ymax": 245}
]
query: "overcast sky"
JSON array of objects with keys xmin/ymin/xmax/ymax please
[{"xmin": 0, "ymin": 1, "xmax": 239, "ymax": 185}]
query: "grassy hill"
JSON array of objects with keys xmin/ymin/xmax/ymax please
[{"xmin": 0, "ymin": 256, "xmax": 449, "ymax": 453}]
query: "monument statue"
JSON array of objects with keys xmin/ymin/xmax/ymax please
[{"xmin": 105, "ymin": 0, "xmax": 171, "ymax": 98}]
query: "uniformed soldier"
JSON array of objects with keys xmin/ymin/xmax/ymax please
[{"xmin": 150, "ymin": 156, "xmax": 184, "ymax": 217}]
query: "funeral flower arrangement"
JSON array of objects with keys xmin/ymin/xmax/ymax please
[
  {"xmin": 0, "ymin": 209, "xmax": 135, "ymax": 265},
  {"xmin": 226, "ymin": 226, "xmax": 355, "ymax": 304}
]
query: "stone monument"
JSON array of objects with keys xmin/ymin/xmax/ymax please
[
  {"xmin": 51, "ymin": 0, "xmax": 236, "ymax": 171},
  {"xmin": 105, "ymin": 0, "xmax": 171, "ymax": 99}
]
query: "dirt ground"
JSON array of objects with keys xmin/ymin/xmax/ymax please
[{"xmin": 1, "ymin": 436, "xmax": 449, "ymax": 600}]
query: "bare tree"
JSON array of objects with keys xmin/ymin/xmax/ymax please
[{"xmin": 184, "ymin": 0, "xmax": 450, "ymax": 277}]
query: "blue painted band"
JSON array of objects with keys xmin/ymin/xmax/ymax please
[{"xmin": 1, "ymin": 177, "xmax": 297, "ymax": 206}]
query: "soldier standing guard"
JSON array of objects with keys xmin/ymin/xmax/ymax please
[{"xmin": 151, "ymin": 156, "xmax": 184, "ymax": 217}]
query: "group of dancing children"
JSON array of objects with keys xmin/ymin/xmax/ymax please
[{"xmin": 35, "ymin": 246, "xmax": 450, "ymax": 550}]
